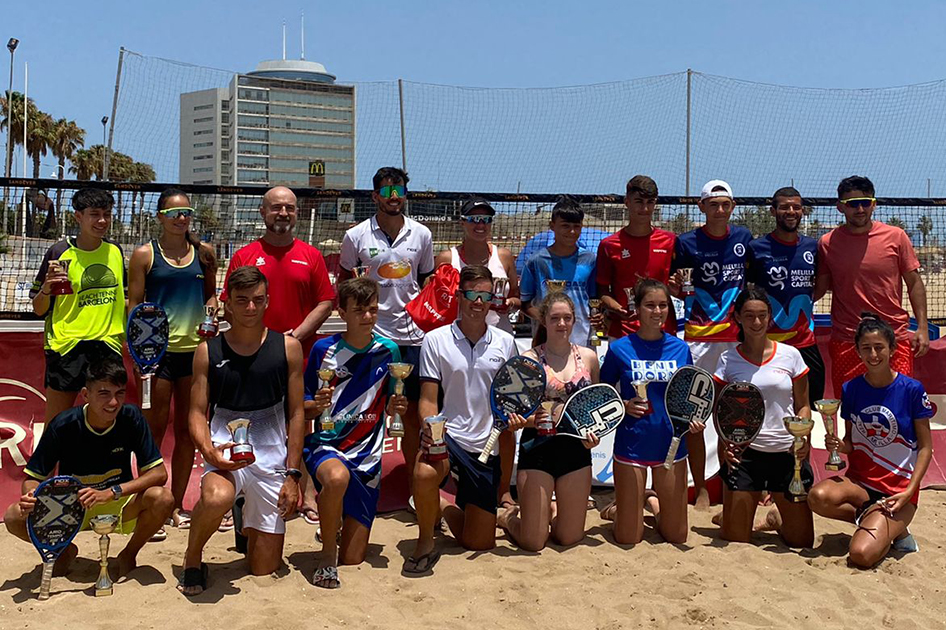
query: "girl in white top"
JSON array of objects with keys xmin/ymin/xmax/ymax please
[{"xmin": 714, "ymin": 286, "xmax": 814, "ymax": 548}]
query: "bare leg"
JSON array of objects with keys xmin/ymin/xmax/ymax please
[
  {"xmin": 498, "ymin": 430, "xmax": 516, "ymax": 508},
  {"xmin": 807, "ymin": 476, "xmax": 869, "ymax": 524},
  {"xmin": 459, "ymin": 503, "xmax": 497, "ymax": 551},
  {"xmin": 849, "ymin": 504, "xmax": 916, "ymax": 568},
  {"xmin": 610, "ymin": 462, "xmax": 647, "ymax": 545},
  {"xmin": 245, "ymin": 528, "xmax": 284, "ymax": 575},
  {"xmin": 338, "ymin": 517, "xmax": 371, "ymax": 566},
  {"xmin": 550, "ymin": 466, "xmax": 591, "ymax": 547},
  {"xmin": 44, "ymin": 388, "xmax": 78, "ymax": 422},
  {"xmin": 117, "ymin": 485, "xmax": 175, "ymax": 576},
  {"xmin": 720, "ymin": 488, "xmax": 761, "ymax": 543},
  {"xmin": 314, "ymin": 458, "xmax": 349, "ymax": 584},
  {"xmin": 179, "ymin": 471, "xmax": 235, "ymax": 595},
  {"xmin": 170, "ymin": 377, "xmax": 196, "ymax": 515},
  {"xmin": 402, "ymin": 400, "xmax": 420, "ymax": 494},
  {"xmin": 651, "ymin": 460, "xmax": 689, "ymax": 543},
  {"xmin": 686, "ymin": 431, "xmax": 709, "ymax": 510},
  {"xmin": 500, "ymin": 468, "xmax": 553, "ymax": 551},
  {"xmin": 771, "ymin": 492, "xmax": 814, "ymax": 548},
  {"xmin": 408, "ymin": 455, "xmax": 449, "ymax": 564}
]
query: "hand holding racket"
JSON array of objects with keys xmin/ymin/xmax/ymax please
[
  {"xmin": 714, "ymin": 381, "xmax": 765, "ymax": 466},
  {"xmin": 27, "ymin": 476, "xmax": 86, "ymax": 600},
  {"xmin": 662, "ymin": 366, "xmax": 715, "ymax": 469},
  {"xmin": 478, "ymin": 356, "xmax": 546, "ymax": 463},
  {"xmin": 127, "ymin": 303, "xmax": 169, "ymax": 410}
]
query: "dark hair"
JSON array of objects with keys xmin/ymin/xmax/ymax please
[
  {"xmin": 633, "ymin": 278, "xmax": 671, "ymax": 307},
  {"xmin": 550, "ymin": 195, "xmax": 584, "ymax": 223},
  {"xmin": 626, "ymin": 175, "xmax": 658, "ymax": 199},
  {"xmin": 372, "ymin": 167, "xmax": 409, "ymax": 191},
  {"xmin": 459, "ymin": 264, "xmax": 492, "ymax": 289},
  {"xmin": 733, "ymin": 285, "xmax": 772, "ymax": 342},
  {"xmin": 337, "ymin": 277, "xmax": 379, "ymax": 311},
  {"xmin": 532, "ymin": 291, "xmax": 575, "ymax": 346},
  {"xmin": 85, "ymin": 354, "xmax": 127, "ymax": 388},
  {"xmin": 72, "ymin": 188, "xmax": 114, "ymax": 212},
  {"xmin": 771, "ymin": 186, "xmax": 802, "ymax": 208},
  {"xmin": 838, "ymin": 176, "xmax": 875, "ymax": 199},
  {"xmin": 157, "ymin": 187, "xmax": 218, "ymax": 275},
  {"xmin": 854, "ymin": 311, "xmax": 896, "ymax": 349},
  {"xmin": 227, "ymin": 265, "xmax": 268, "ymax": 295}
]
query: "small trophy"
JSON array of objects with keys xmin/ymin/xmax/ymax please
[
  {"xmin": 227, "ymin": 418, "xmax": 255, "ymax": 464},
  {"xmin": 90, "ymin": 515, "xmax": 118, "ymax": 597},
  {"xmin": 351, "ymin": 265, "xmax": 370, "ymax": 278},
  {"xmin": 588, "ymin": 299, "xmax": 605, "ymax": 347},
  {"xmin": 317, "ymin": 368, "xmax": 336, "ymax": 431},
  {"xmin": 814, "ymin": 399, "xmax": 846, "ymax": 471},
  {"xmin": 47, "ymin": 259, "xmax": 73, "ymax": 295},
  {"xmin": 623, "ymin": 287, "xmax": 637, "ymax": 316},
  {"xmin": 491, "ymin": 277, "xmax": 509, "ymax": 308},
  {"xmin": 424, "ymin": 415, "xmax": 448, "ymax": 461},
  {"xmin": 536, "ymin": 400, "xmax": 556, "ymax": 436},
  {"xmin": 387, "ymin": 363, "xmax": 414, "ymax": 437},
  {"xmin": 197, "ymin": 305, "xmax": 219, "ymax": 339},
  {"xmin": 679, "ymin": 268, "xmax": 694, "ymax": 296},
  {"xmin": 783, "ymin": 415, "xmax": 815, "ymax": 502},
  {"xmin": 545, "ymin": 279, "xmax": 567, "ymax": 294},
  {"xmin": 633, "ymin": 379, "xmax": 652, "ymax": 415}
]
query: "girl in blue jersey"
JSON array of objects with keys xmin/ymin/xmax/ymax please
[
  {"xmin": 599, "ymin": 279, "xmax": 700, "ymax": 544},
  {"xmin": 808, "ymin": 313, "xmax": 933, "ymax": 568}
]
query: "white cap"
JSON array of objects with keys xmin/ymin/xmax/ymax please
[{"xmin": 700, "ymin": 179, "xmax": 733, "ymax": 200}]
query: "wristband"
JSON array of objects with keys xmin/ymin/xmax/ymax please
[{"xmin": 285, "ymin": 468, "xmax": 303, "ymax": 480}]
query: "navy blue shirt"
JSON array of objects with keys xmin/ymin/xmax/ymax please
[{"xmin": 747, "ymin": 233, "xmax": 817, "ymax": 347}]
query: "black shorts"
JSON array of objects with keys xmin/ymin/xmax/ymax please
[
  {"xmin": 155, "ymin": 351, "xmax": 195, "ymax": 381},
  {"xmin": 44, "ymin": 340, "xmax": 119, "ymax": 392},
  {"xmin": 798, "ymin": 343, "xmax": 825, "ymax": 406},
  {"xmin": 441, "ymin": 434, "xmax": 500, "ymax": 514},
  {"xmin": 395, "ymin": 345, "xmax": 422, "ymax": 399},
  {"xmin": 723, "ymin": 447, "xmax": 813, "ymax": 497},
  {"xmin": 517, "ymin": 433, "xmax": 591, "ymax": 479}
]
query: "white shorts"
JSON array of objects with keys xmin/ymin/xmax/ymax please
[
  {"xmin": 203, "ymin": 464, "xmax": 286, "ymax": 535},
  {"xmin": 688, "ymin": 340, "xmax": 737, "ymax": 373}
]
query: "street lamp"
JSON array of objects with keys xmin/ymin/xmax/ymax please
[
  {"xmin": 101, "ymin": 115, "xmax": 108, "ymax": 180},
  {"xmin": 5, "ymin": 38, "xmax": 17, "ymax": 179}
]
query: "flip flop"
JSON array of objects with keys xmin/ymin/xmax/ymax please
[
  {"xmin": 402, "ymin": 549, "xmax": 442, "ymax": 575},
  {"xmin": 311, "ymin": 565, "xmax": 340, "ymax": 589},
  {"xmin": 218, "ymin": 511, "xmax": 234, "ymax": 532},
  {"xmin": 177, "ymin": 563, "xmax": 208, "ymax": 597},
  {"xmin": 150, "ymin": 526, "xmax": 168, "ymax": 542},
  {"xmin": 173, "ymin": 510, "xmax": 192, "ymax": 529},
  {"xmin": 301, "ymin": 506, "xmax": 320, "ymax": 526}
]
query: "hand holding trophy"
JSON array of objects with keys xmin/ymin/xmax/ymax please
[
  {"xmin": 227, "ymin": 418, "xmax": 255, "ymax": 465},
  {"xmin": 587, "ymin": 298, "xmax": 605, "ymax": 347},
  {"xmin": 783, "ymin": 415, "xmax": 814, "ymax": 502},
  {"xmin": 317, "ymin": 368, "xmax": 336, "ymax": 431},
  {"xmin": 814, "ymin": 399, "xmax": 846, "ymax": 471},
  {"xmin": 387, "ymin": 363, "xmax": 414, "ymax": 437},
  {"xmin": 197, "ymin": 304, "xmax": 220, "ymax": 339}
]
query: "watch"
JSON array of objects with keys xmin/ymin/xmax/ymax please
[
  {"xmin": 285, "ymin": 468, "xmax": 303, "ymax": 480},
  {"xmin": 110, "ymin": 484, "xmax": 123, "ymax": 500}
]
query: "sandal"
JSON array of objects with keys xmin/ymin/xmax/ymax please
[
  {"xmin": 218, "ymin": 511, "xmax": 234, "ymax": 532},
  {"xmin": 311, "ymin": 565, "xmax": 340, "ymax": 589},
  {"xmin": 402, "ymin": 549, "xmax": 442, "ymax": 575},
  {"xmin": 172, "ymin": 510, "xmax": 192, "ymax": 529},
  {"xmin": 177, "ymin": 563, "xmax": 208, "ymax": 596},
  {"xmin": 150, "ymin": 526, "xmax": 168, "ymax": 542},
  {"xmin": 301, "ymin": 506, "xmax": 319, "ymax": 526}
]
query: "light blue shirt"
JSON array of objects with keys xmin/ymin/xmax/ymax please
[{"xmin": 520, "ymin": 247, "xmax": 597, "ymax": 346}]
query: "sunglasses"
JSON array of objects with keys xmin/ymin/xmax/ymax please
[
  {"xmin": 460, "ymin": 290, "xmax": 494, "ymax": 303},
  {"xmin": 378, "ymin": 185, "xmax": 406, "ymax": 199},
  {"xmin": 841, "ymin": 197, "xmax": 875, "ymax": 209},
  {"xmin": 462, "ymin": 214, "xmax": 493, "ymax": 224},
  {"xmin": 159, "ymin": 206, "xmax": 194, "ymax": 218}
]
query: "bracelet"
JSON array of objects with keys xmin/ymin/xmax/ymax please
[{"xmin": 40, "ymin": 290, "xmax": 51, "ymax": 296}]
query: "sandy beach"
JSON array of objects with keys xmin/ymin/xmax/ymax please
[{"xmin": 1, "ymin": 489, "xmax": 944, "ymax": 630}]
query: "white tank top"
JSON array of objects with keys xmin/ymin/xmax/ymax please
[{"xmin": 450, "ymin": 245, "xmax": 512, "ymax": 332}]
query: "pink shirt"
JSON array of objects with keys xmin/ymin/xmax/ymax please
[{"xmin": 817, "ymin": 222, "xmax": 919, "ymax": 341}]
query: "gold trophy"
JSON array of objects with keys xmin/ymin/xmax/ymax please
[
  {"xmin": 387, "ymin": 363, "xmax": 414, "ymax": 438},
  {"xmin": 227, "ymin": 418, "xmax": 255, "ymax": 465},
  {"xmin": 352, "ymin": 265, "xmax": 370, "ymax": 278},
  {"xmin": 545, "ymin": 279, "xmax": 566, "ymax": 294},
  {"xmin": 491, "ymin": 277, "xmax": 509, "ymax": 308},
  {"xmin": 783, "ymin": 416, "xmax": 815, "ymax": 502},
  {"xmin": 814, "ymin": 399, "xmax": 846, "ymax": 471},
  {"xmin": 317, "ymin": 368, "xmax": 336, "ymax": 431},
  {"xmin": 623, "ymin": 287, "xmax": 637, "ymax": 316},
  {"xmin": 90, "ymin": 515, "xmax": 118, "ymax": 597},
  {"xmin": 633, "ymin": 379, "xmax": 652, "ymax": 415},
  {"xmin": 588, "ymin": 299, "xmax": 605, "ymax": 347}
]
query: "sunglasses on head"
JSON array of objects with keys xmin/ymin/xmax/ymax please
[
  {"xmin": 378, "ymin": 185, "xmax": 406, "ymax": 199},
  {"xmin": 462, "ymin": 214, "xmax": 493, "ymax": 224},
  {"xmin": 841, "ymin": 197, "xmax": 875, "ymax": 209},
  {"xmin": 460, "ymin": 290, "xmax": 494, "ymax": 303},
  {"xmin": 159, "ymin": 206, "xmax": 194, "ymax": 218}
]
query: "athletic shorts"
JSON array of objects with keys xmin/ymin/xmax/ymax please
[
  {"xmin": 155, "ymin": 351, "xmax": 194, "ymax": 381},
  {"xmin": 830, "ymin": 338, "xmax": 913, "ymax": 400},
  {"xmin": 613, "ymin": 415, "xmax": 688, "ymax": 468},
  {"xmin": 852, "ymin": 481, "xmax": 920, "ymax": 521},
  {"xmin": 80, "ymin": 494, "xmax": 138, "ymax": 535},
  {"xmin": 395, "ymin": 345, "xmax": 422, "ymax": 399},
  {"xmin": 442, "ymin": 434, "xmax": 500, "ymax": 514},
  {"xmin": 517, "ymin": 433, "xmax": 591, "ymax": 479},
  {"xmin": 44, "ymin": 340, "xmax": 119, "ymax": 392},
  {"xmin": 797, "ymin": 343, "xmax": 825, "ymax": 406},
  {"xmin": 723, "ymin": 447, "xmax": 813, "ymax": 496},
  {"xmin": 304, "ymin": 447, "xmax": 379, "ymax": 529},
  {"xmin": 202, "ymin": 464, "xmax": 286, "ymax": 535}
]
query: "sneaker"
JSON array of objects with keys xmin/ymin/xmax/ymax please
[{"xmin": 892, "ymin": 532, "xmax": 919, "ymax": 553}]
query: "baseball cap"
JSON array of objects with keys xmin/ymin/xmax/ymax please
[
  {"xmin": 700, "ymin": 180, "xmax": 734, "ymax": 200},
  {"xmin": 460, "ymin": 197, "xmax": 495, "ymax": 216}
]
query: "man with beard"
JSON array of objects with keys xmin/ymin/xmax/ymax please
[{"xmin": 747, "ymin": 187, "xmax": 824, "ymax": 405}]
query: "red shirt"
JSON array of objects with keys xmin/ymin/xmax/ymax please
[
  {"xmin": 817, "ymin": 222, "xmax": 920, "ymax": 342},
  {"xmin": 222, "ymin": 239, "xmax": 335, "ymax": 356},
  {"xmin": 595, "ymin": 228, "xmax": 676, "ymax": 337}
]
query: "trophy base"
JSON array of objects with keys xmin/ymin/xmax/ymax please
[
  {"xmin": 790, "ymin": 494, "xmax": 808, "ymax": 503},
  {"xmin": 231, "ymin": 447, "xmax": 255, "ymax": 465},
  {"xmin": 94, "ymin": 585, "xmax": 113, "ymax": 597},
  {"xmin": 825, "ymin": 462, "xmax": 847, "ymax": 472},
  {"xmin": 50, "ymin": 284, "xmax": 73, "ymax": 295},
  {"xmin": 388, "ymin": 429, "xmax": 405, "ymax": 438},
  {"xmin": 424, "ymin": 446, "xmax": 448, "ymax": 462}
]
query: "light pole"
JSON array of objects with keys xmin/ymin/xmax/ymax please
[
  {"xmin": 3, "ymin": 37, "xmax": 18, "ymax": 225},
  {"xmin": 100, "ymin": 115, "xmax": 108, "ymax": 180}
]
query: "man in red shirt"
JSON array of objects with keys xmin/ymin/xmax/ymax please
[{"xmin": 814, "ymin": 175, "xmax": 929, "ymax": 397}]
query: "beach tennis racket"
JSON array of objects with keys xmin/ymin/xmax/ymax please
[
  {"xmin": 478, "ymin": 355, "xmax": 546, "ymax": 463},
  {"xmin": 27, "ymin": 476, "xmax": 85, "ymax": 600},
  {"xmin": 556, "ymin": 384, "xmax": 624, "ymax": 440},
  {"xmin": 715, "ymin": 381, "xmax": 765, "ymax": 452},
  {"xmin": 127, "ymin": 302, "xmax": 169, "ymax": 410},
  {"xmin": 662, "ymin": 365, "xmax": 715, "ymax": 469}
]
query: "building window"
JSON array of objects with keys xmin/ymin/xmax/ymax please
[
  {"xmin": 194, "ymin": 154, "xmax": 213, "ymax": 161},
  {"xmin": 193, "ymin": 103, "xmax": 214, "ymax": 111},
  {"xmin": 193, "ymin": 167, "xmax": 214, "ymax": 173},
  {"xmin": 194, "ymin": 116, "xmax": 213, "ymax": 123},
  {"xmin": 193, "ymin": 179, "xmax": 213, "ymax": 184},
  {"xmin": 194, "ymin": 141, "xmax": 214, "ymax": 148},
  {"xmin": 193, "ymin": 129, "xmax": 213, "ymax": 136}
]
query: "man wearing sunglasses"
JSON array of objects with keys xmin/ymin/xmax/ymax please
[{"xmin": 815, "ymin": 175, "xmax": 929, "ymax": 397}]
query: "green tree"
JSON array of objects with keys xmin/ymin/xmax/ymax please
[
  {"xmin": 26, "ymin": 110, "xmax": 54, "ymax": 179},
  {"xmin": 731, "ymin": 205, "xmax": 775, "ymax": 237},
  {"xmin": 668, "ymin": 211, "xmax": 690, "ymax": 235},
  {"xmin": 917, "ymin": 214, "xmax": 934, "ymax": 248},
  {"xmin": 888, "ymin": 216, "xmax": 908, "ymax": 233},
  {"xmin": 0, "ymin": 91, "xmax": 28, "ymax": 175},
  {"xmin": 49, "ymin": 118, "xmax": 86, "ymax": 226}
]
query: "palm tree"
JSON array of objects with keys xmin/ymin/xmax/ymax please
[
  {"xmin": 108, "ymin": 152, "xmax": 134, "ymax": 224},
  {"xmin": 49, "ymin": 118, "xmax": 86, "ymax": 233},
  {"xmin": 128, "ymin": 161, "xmax": 156, "ymax": 238},
  {"xmin": 917, "ymin": 214, "xmax": 934, "ymax": 249},
  {"xmin": 70, "ymin": 146, "xmax": 102, "ymax": 180},
  {"xmin": 0, "ymin": 91, "xmax": 27, "ymax": 176},
  {"xmin": 26, "ymin": 110, "xmax": 54, "ymax": 179}
]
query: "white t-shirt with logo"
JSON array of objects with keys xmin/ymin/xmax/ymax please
[
  {"xmin": 714, "ymin": 341, "xmax": 809, "ymax": 453},
  {"xmin": 419, "ymin": 322, "xmax": 518, "ymax": 454},
  {"xmin": 341, "ymin": 215, "xmax": 435, "ymax": 346}
]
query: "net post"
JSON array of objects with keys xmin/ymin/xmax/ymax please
[
  {"xmin": 685, "ymin": 68, "xmax": 692, "ymax": 199},
  {"xmin": 19, "ymin": 62, "xmax": 26, "ymax": 236},
  {"xmin": 398, "ymin": 78, "xmax": 407, "ymax": 173},
  {"xmin": 104, "ymin": 47, "xmax": 125, "ymax": 182}
]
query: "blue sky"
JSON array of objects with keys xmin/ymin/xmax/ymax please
[{"xmin": 4, "ymin": 1, "xmax": 946, "ymax": 196}]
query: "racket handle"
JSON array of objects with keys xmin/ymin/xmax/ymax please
[
  {"xmin": 142, "ymin": 374, "xmax": 152, "ymax": 410},
  {"xmin": 478, "ymin": 428, "xmax": 502, "ymax": 464},
  {"xmin": 39, "ymin": 560, "xmax": 53, "ymax": 600},
  {"xmin": 663, "ymin": 436, "xmax": 681, "ymax": 470}
]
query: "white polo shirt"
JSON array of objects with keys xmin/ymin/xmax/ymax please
[
  {"xmin": 340, "ymin": 214, "xmax": 435, "ymax": 346},
  {"xmin": 420, "ymin": 322, "xmax": 518, "ymax": 454}
]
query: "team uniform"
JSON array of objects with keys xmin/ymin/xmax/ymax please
[
  {"xmin": 24, "ymin": 404, "xmax": 163, "ymax": 534},
  {"xmin": 601, "ymin": 333, "xmax": 693, "ymax": 467},
  {"xmin": 303, "ymin": 334, "xmax": 400, "ymax": 529},
  {"xmin": 841, "ymin": 374, "xmax": 933, "ymax": 507},
  {"xmin": 419, "ymin": 322, "xmax": 517, "ymax": 514},
  {"xmin": 145, "ymin": 240, "xmax": 206, "ymax": 380},
  {"xmin": 747, "ymin": 233, "xmax": 825, "ymax": 404},
  {"xmin": 30, "ymin": 238, "xmax": 126, "ymax": 391},
  {"xmin": 595, "ymin": 228, "xmax": 677, "ymax": 337},
  {"xmin": 449, "ymin": 246, "xmax": 513, "ymax": 333},
  {"xmin": 204, "ymin": 330, "xmax": 290, "ymax": 535},
  {"xmin": 519, "ymin": 247, "xmax": 597, "ymax": 347},
  {"xmin": 714, "ymin": 342, "xmax": 811, "ymax": 494},
  {"xmin": 341, "ymin": 215, "xmax": 435, "ymax": 398},
  {"xmin": 518, "ymin": 345, "xmax": 593, "ymax": 478}
]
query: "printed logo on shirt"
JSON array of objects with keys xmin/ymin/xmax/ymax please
[
  {"xmin": 335, "ymin": 366, "xmax": 351, "ymax": 379},
  {"xmin": 733, "ymin": 243, "xmax": 746, "ymax": 257},
  {"xmin": 111, "ymin": 447, "xmax": 124, "ymax": 454},
  {"xmin": 291, "ymin": 259, "xmax": 309, "ymax": 266},
  {"xmin": 489, "ymin": 356, "xmax": 504, "ymax": 363},
  {"xmin": 255, "ymin": 257, "xmax": 266, "ymax": 266},
  {"xmin": 628, "ymin": 360, "xmax": 678, "ymax": 383},
  {"xmin": 653, "ymin": 249, "xmax": 668, "ymax": 254},
  {"xmin": 768, "ymin": 266, "xmax": 788, "ymax": 290},
  {"xmin": 922, "ymin": 392, "xmax": 933, "ymax": 411},
  {"xmin": 803, "ymin": 251, "xmax": 815, "ymax": 265},
  {"xmin": 77, "ymin": 264, "xmax": 119, "ymax": 308},
  {"xmin": 375, "ymin": 366, "xmax": 386, "ymax": 377},
  {"xmin": 853, "ymin": 405, "xmax": 899, "ymax": 448},
  {"xmin": 701, "ymin": 262, "xmax": 720, "ymax": 286},
  {"xmin": 621, "ymin": 249, "xmax": 630, "ymax": 259},
  {"xmin": 368, "ymin": 248, "xmax": 381, "ymax": 258}
]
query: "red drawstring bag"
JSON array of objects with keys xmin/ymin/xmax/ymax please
[{"xmin": 406, "ymin": 263, "xmax": 460, "ymax": 332}]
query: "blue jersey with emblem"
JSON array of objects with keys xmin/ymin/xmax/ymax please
[
  {"xmin": 520, "ymin": 247, "xmax": 597, "ymax": 347},
  {"xmin": 747, "ymin": 234, "xmax": 817, "ymax": 347},
  {"xmin": 600, "ymin": 333, "xmax": 693, "ymax": 466},
  {"xmin": 672, "ymin": 226, "xmax": 752, "ymax": 342}
]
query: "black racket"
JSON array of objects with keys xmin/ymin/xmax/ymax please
[
  {"xmin": 557, "ymin": 384, "xmax": 625, "ymax": 440},
  {"xmin": 715, "ymin": 381, "xmax": 766, "ymax": 451},
  {"xmin": 662, "ymin": 365, "xmax": 715, "ymax": 469},
  {"xmin": 27, "ymin": 476, "xmax": 86, "ymax": 600},
  {"xmin": 127, "ymin": 302, "xmax": 169, "ymax": 410},
  {"xmin": 478, "ymin": 355, "xmax": 546, "ymax": 463}
]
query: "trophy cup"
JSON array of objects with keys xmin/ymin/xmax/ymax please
[
  {"xmin": 545, "ymin": 279, "xmax": 567, "ymax": 294},
  {"xmin": 783, "ymin": 415, "xmax": 815, "ymax": 502},
  {"xmin": 536, "ymin": 400, "xmax": 556, "ymax": 436},
  {"xmin": 679, "ymin": 268, "xmax": 694, "ymax": 296},
  {"xmin": 632, "ymin": 379, "xmax": 652, "ymax": 415},
  {"xmin": 317, "ymin": 368, "xmax": 336, "ymax": 431},
  {"xmin": 197, "ymin": 305, "xmax": 219, "ymax": 339},
  {"xmin": 491, "ymin": 277, "xmax": 509, "ymax": 308},
  {"xmin": 352, "ymin": 265, "xmax": 370, "ymax": 278},
  {"xmin": 227, "ymin": 418, "xmax": 255, "ymax": 464},
  {"xmin": 814, "ymin": 399, "xmax": 846, "ymax": 471},
  {"xmin": 623, "ymin": 287, "xmax": 637, "ymax": 316},
  {"xmin": 90, "ymin": 515, "xmax": 118, "ymax": 597},
  {"xmin": 387, "ymin": 363, "xmax": 414, "ymax": 438},
  {"xmin": 47, "ymin": 259, "xmax": 73, "ymax": 295},
  {"xmin": 424, "ymin": 415, "xmax": 449, "ymax": 462},
  {"xmin": 588, "ymin": 299, "xmax": 605, "ymax": 347}
]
